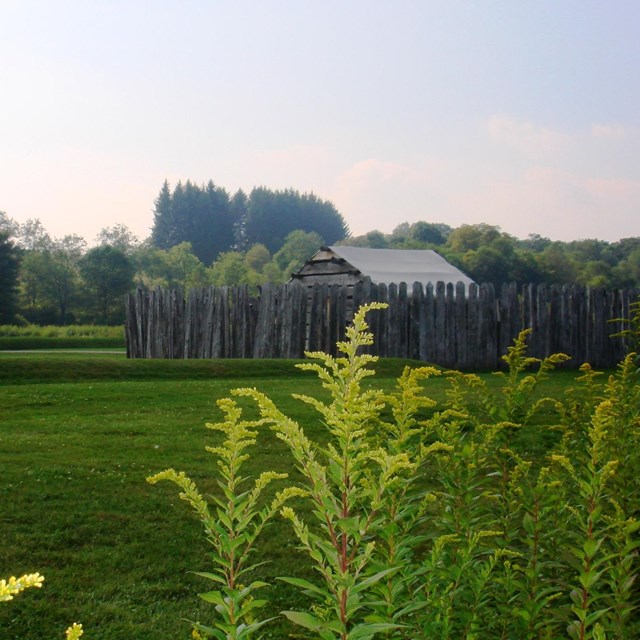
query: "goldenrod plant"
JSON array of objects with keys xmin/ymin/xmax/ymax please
[
  {"xmin": 66, "ymin": 622, "xmax": 84, "ymax": 639},
  {"xmin": 148, "ymin": 396, "xmax": 303, "ymax": 639},
  {"xmin": 152, "ymin": 304, "xmax": 638, "ymax": 639},
  {"xmin": 609, "ymin": 298, "xmax": 640, "ymax": 372},
  {"xmin": 235, "ymin": 303, "xmax": 413, "ymax": 639},
  {"xmin": 0, "ymin": 573, "xmax": 44, "ymax": 601},
  {"xmin": 1, "ymin": 573, "xmax": 83, "ymax": 638}
]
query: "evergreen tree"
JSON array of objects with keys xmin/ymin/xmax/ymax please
[
  {"xmin": 230, "ymin": 189, "xmax": 249, "ymax": 249},
  {"xmin": 0, "ymin": 231, "xmax": 20, "ymax": 323},
  {"xmin": 150, "ymin": 180, "xmax": 235, "ymax": 265},
  {"xmin": 243, "ymin": 187, "xmax": 348, "ymax": 253},
  {"xmin": 150, "ymin": 180, "xmax": 175, "ymax": 249}
]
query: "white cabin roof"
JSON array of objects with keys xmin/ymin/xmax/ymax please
[{"xmin": 326, "ymin": 246, "xmax": 475, "ymax": 287}]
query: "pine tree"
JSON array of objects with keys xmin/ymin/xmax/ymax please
[{"xmin": 0, "ymin": 232, "xmax": 21, "ymax": 323}]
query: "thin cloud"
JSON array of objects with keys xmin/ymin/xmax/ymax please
[
  {"xmin": 486, "ymin": 115, "xmax": 571, "ymax": 153},
  {"xmin": 447, "ymin": 166, "xmax": 638, "ymax": 242},
  {"xmin": 590, "ymin": 123, "xmax": 626, "ymax": 139},
  {"xmin": 332, "ymin": 157, "xmax": 445, "ymax": 235}
]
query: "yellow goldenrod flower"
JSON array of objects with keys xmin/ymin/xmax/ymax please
[
  {"xmin": 65, "ymin": 622, "xmax": 84, "ymax": 639},
  {"xmin": 0, "ymin": 573, "xmax": 44, "ymax": 602}
]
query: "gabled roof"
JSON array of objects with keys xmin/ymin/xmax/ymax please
[{"xmin": 326, "ymin": 246, "xmax": 475, "ymax": 287}]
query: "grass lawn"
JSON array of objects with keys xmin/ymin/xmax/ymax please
[{"xmin": 0, "ymin": 353, "xmax": 583, "ymax": 639}]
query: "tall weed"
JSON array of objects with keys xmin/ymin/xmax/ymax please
[{"xmin": 150, "ymin": 306, "xmax": 638, "ymax": 639}]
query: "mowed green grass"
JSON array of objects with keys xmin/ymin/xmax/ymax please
[{"xmin": 0, "ymin": 353, "xmax": 581, "ymax": 639}]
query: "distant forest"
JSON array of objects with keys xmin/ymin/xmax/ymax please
[{"xmin": 1, "ymin": 179, "xmax": 639, "ymax": 325}]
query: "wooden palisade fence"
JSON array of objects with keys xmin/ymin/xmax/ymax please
[{"xmin": 124, "ymin": 280, "xmax": 639, "ymax": 370}]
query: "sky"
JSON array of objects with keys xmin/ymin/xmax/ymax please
[{"xmin": 1, "ymin": 0, "xmax": 639, "ymax": 246}]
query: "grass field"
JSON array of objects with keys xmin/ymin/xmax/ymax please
[
  {"xmin": 0, "ymin": 353, "xmax": 584, "ymax": 639},
  {"xmin": 0, "ymin": 325, "xmax": 125, "ymax": 351}
]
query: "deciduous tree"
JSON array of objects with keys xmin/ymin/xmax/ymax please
[
  {"xmin": 79, "ymin": 246, "xmax": 134, "ymax": 323},
  {"xmin": 273, "ymin": 230, "xmax": 323, "ymax": 275},
  {"xmin": 96, "ymin": 224, "xmax": 141, "ymax": 254}
]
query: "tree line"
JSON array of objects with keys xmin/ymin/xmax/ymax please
[
  {"xmin": 1, "ymin": 181, "xmax": 638, "ymax": 325},
  {"xmin": 350, "ymin": 221, "xmax": 640, "ymax": 290},
  {"xmin": 0, "ymin": 182, "xmax": 349, "ymax": 324},
  {"xmin": 151, "ymin": 180, "xmax": 349, "ymax": 262}
]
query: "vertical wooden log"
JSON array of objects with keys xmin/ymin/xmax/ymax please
[
  {"xmin": 209, "ymin": 287, "xmax": 221, "ymax": 358},
  {"xmin": 228, "ymin": 286, "xmax": 238, "ymax": 358},
  {"xmin": 248, "ymin": 285, "xmax": 258, "ymax": 358},
  {"xmin": 531, "ymin": 284, "xmax": 547, "ymax": 360},
  {"xmin": 234, "ymin": 285, "xmax": 246, "ymax": 358},
  {"xmin": 547, "ymin": 285, "xmax": 562, "ymax": 356},
  {"xmin": 424, "ymin": 282, "xmax": 436, "ymax": 364},
  {"xmin": 307, "ymin": 283, "xmax": 323, "ymax": 354},
  {"xmin": 410, "ymin": 282, "xmax": 423, "ymax": 361},
  {"xmin": 591, "ymin": 287, "xmax": 606, "ymax": 367},
  {"xmin": 397, "ymin": 282, "xmax": 408, "ymax": 358},
  {"xmin": 351, "ymin": 279, "xmax": 364, "ymax": 322},
  {"xmin": 571, "ymin": 285, "xmax": 587, "ymax": 365},
  {"xmin": 387, "ymin": 283, "xmax": 399, "ymax": 358},
  {"xmin": 124, "ymin": 293, "xmax": 135, "ymax": 358},
  {"xmin": 280, "ymin": 283, "xmax": 291, "ymax": 358},
  {"xmin": 584, "ymin": 287, "xmax": 595, "ymax": 365},
  {"xmin": 376, "ymin": 283, "xmax": 389, "ymax": 357},
  {"xmin": 291, "ymin": 281, "xmax": 307, "ymax": 358},
  {"xmin": 183, "ymin": 289, "xmax": 193, "ymax": 358},
  {"xmin": 336, "ymin": 283, "xmax": 348, "ymax": 348},
  {"xmin": 558, "ymin": 285, "xmax": 573, "ymax": 364},
  {"xmin": 363, "ymin": 280, "xmax": 379, "ymax": 355},
  {"xmin": 521, "ymin": 284, "xmax": 532, "ymax": 336},
  {"xmin": 171, "ymin": 289, "xmax": 184, "ymax": 359},
  {"xmin": 435, "ymin": 281, "xmax": 446, "ymax": 366},
  {"xmin": 498, "ymin": 283, "xmax": 519, "ymax": 360},
  {"xmin": 279, "ymin": 283, "xmax": 292, "ymax": 358},
  {"xmin": 444, "ymin": 283, "xmax": 456, "ymax": 369},
  {"xmin": 148, "ymin": 288, "xmax": 158, "ymax": 358},
  {"xmin": 138, "ymin": 288, "xmax": 148, "ymax": 358},
  {"xmin": 467, "ymin": 283, "xmax": 480, "ymax": 370},
  {"xmin": 455, "ymin": 282, "xmax": 467, "ymax": 370},
  {"xmin": 326, "ymin": 284, "xmax": 340, "ymax": 355},
  {"xmin": 478, "ymin": 283, "xmax": 498, "ymax": 369},
  {"xmin": 252, "ymin": 283, "xmax": 269, "ymax": 358}
]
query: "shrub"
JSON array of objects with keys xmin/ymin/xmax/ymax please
[{"xmin": 150, "ymin": 304, "xmax": 639, "ymax": 639}]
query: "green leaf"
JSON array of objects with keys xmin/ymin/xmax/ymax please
[
  {"xmin": 191, "ymin": 570, "xmax": 225, "ymax": 584},
  {"xmin": 198, "ymin": 589, "xmax": 226, "ymax": 606},
  {"xmin": 351, "ymin": 567, "xmax": 398, "ymax": 594},
  {"xmin": 522, "ymin": 512, "xmax": 535, "ymax": 535},
  {"xmin": 239, "ymin": 598, "xmax": 268, "ymax": 616},
  {"xmin": 236, "ymin": 617, "xmax": 277, "ymax": 638},
  {"xmin": 281, "ymin": 610, "xmax": 325, "ymax": 631},
  {"xmin": 337, "ymin": 516, "xmax": 361, "ymax": 535},
  {"xmin": 348, "ymin": 622, "xmax": 403, "ymax": 639},
  {"xmin": 579, "ymin": 568, "xmax": 605, "ymax": 590},
  {"xmin": 278, "ymin": 576, "xmax": 332, "ymax": 598},
  {"xmin": 192, "ymin": 622, "xmax": 227, "ymax": 640},
  {"xmin": 582, "ymin": 537, "xmax": 602, "ymax": 559},
  {"xmin": 247, "ymin": 579, "xmax": 270, "ymax": 590}
]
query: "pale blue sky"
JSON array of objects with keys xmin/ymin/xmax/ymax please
[{"xmin": 1, "ymin": 0, "xmax": 638, "ymax": 245}]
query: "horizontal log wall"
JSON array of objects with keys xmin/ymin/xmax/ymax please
[{"xmin": 125, "ymin": 281, "xmax": 639, "ymax": 369}]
